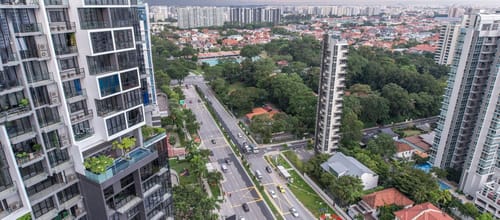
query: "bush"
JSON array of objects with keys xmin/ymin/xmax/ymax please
[
  {"xmin": 169, "ymin": 136, "xmax": 176, "ymax": 145},
  {"xmin": 283, "ymin": 151, "xmax": 304, "ymax": 172}
]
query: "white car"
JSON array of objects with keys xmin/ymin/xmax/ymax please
[
  {"xmin": 268, "ymin": 189, "xmax": 277, "ymax": 198},
  {"xmin": 237, "ymin": 133, "xmax": 243, "ymax": 138},
  {"xmin": 289, "ymin": 207, "xmax": 299, "ymax": 217}
]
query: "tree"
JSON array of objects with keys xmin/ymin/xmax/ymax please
[
  {"xmin": 190, "ymin": 154, "xmax": 208, "ymax": 181},
  {"xmin": 112, "ymin": 137, "xmax": 136, "ymax": 158},
  {"xmin": 304, "ymin": 154, "xmax": 331, "ymax": 180},
  {"xmin": 382, "ymin": 83, "xmax": 414, "ymax": 120},
  {"xmin": 250, "ymin": 114, "xmax": 273, "ymax": 143},
  {"xmin": 340, "ymin": 109, "xmax": 364, "ymax": 149},
  {"xmin": 240, "ymin": 45, "xmax": 262, "ymax": 58},
  {"xmin": 207, "ymin": 171, "xmax": 223, "ymax": 186},
  {"xmin": 378, "ymin": 205, "xmax": 403, "ymax": 220},
  {"xmin": 327, "ymin": 175, "xmax": 363, "ymax": 206},
  {"xmin": 358, "ymin": 94, "xmax": 389, "ymax": 125},
  {"xmin": 366, "ymin": 134, "xmax": 396, "ymax": 158},
  {"xmin": 166, "ymin": 60, "xmax": 189, "ymax": 83},
  {"xmin": 459, "ymin": 202, "xmax": 480, "ymax": 218},
  {"xmin": 173, "ymin": 185, "xmax": 219, "ymax": 220},
  {"xmin": 429, "ymin": 190, "xmax": 452, "ymax": 208},
  {"xmin": 476, "ymin": 213, "xmax": 493, "ymax": 220}
]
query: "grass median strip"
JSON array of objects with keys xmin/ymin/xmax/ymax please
[{"xmin": 287, "ymin": 170, "xmax": 335, "ymax": 217}]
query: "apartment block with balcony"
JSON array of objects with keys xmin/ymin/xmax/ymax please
[
  {"xmin": 0, "ymin": 0, "xmax": 168, "ymax": 219},
  {"xmin": 314, "ymin": 33, "xmax": 348, "ymax": 154},
  {"xmin": 430, "ymin": 12, "xmax": 500, "ymax": 201}
]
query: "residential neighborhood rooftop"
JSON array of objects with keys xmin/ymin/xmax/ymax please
[
  {"xmin": 362, "ymin": 188, "xmax": 414, "ymax": 209},
  {"xmin": 394, "ymin": 202, "xmax": 453, "ymax": 220},
  {"xmin": 321, "ymin": 152, "xmax": 376, "ymax": 177}
]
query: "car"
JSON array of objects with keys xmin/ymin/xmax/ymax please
[
  {"xmin": 289, "ymin": 207, "xmax": 299, "ymax": 217},
  {"xmin": 265, "ymin": 166, "xmax": 272, "ymax": 173},
  {"xmin": 268, "ymin": 189, "xmax": 277, "ymax": 198},
  {"xmin": 197, "ymin": 99, "xmax": 201, "ymax": 103},
  {"xmin": 225, "ymin": 158, "xmax": 231, "ymax": 164},
  {"xmin": 253, "ymin": 147, "xmax": 260, "ymax": 154},
  {"xmin": 221, "ymin": 164, "xmax": 228, "ymax": 173},
  {"xmin": 237, "ymin": 133, "xmax": 243, "ymax": 138},
  {"xmin": 242, "ymin": 203, "xmax": 250, "ymax": 212},
  {"xmin": 277, "ymin": 185, "xmax": 285, "ymax": 193},
  {"xmin": 209, "ymin": 150, "xmax": 214, "ymax": 156},
  {"xmin": 211, "ymin": 139, "xmax": 216, "ymax": 144},
  {"xmin": 238, "ymin": 217, "xmax": 245, "ymax": 220}
]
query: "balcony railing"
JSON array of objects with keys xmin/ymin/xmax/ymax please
[
  {"xmin": 55, "ymin": 46, "xmax": 78, "ymax": 56},
  {"xmin": 70, "ymin": 109, "xmax": 93, "ymax": 124},
  {"xmin": 84, "ymin": 0, "xmax": 128, "ymax": 5},
  {"xmin": 60, "ymin": 68, "xmax": 84, "ymax": 80},
  {"xmin": 85, "ymin": 147, "xmax": 156, "ymax": 183},
  {"xmin": 44, "ymin": 0, "xmax": 68, "ymax": 6},
  {"xmin": 1, "ymin": 106, "xmax": 30, "ymax": 118},
  {"xmin": 49, "ymin": 22, "xmax": 75, "ymax": 32},
  {"xmin": 27, "ymin": 72, "xmax": 52, "ymax": 84},
  {"xmin": 13, "ymin": 23, "xmax": 42, "ymax": 34},
  {"xmin": 74, "ymin": 127, "xmax": 94, "ymax": 141},
  {"xmin": 1, "ymin": 0, "xmax": 39, "ymax": 6},
  {"xmin": 143, "ymin": 132, "xmax": 166, "ymax": 148},
  {"xmin": 16, "ymin": 151, "xmax": 44, "ymax": 167},
  {"xmin": 89, "ymin": 65, "xmax": 117, "ymax": 75},
  {"xmin": 0, "ymin": 78, "xmax": 21, "ymax": 92},
  {"xmin": 80, "ymin": 21, "xmax": 111, "ymax": 30},
  {"xmin": 1, "ymin": 52, "xmax": 18, "ymax": 64},
  {"xmin": 65, "ymin": 89, "xmax": 86, "ymax": 99}
]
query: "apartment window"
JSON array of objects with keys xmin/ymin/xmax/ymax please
[
  {"xmin": 106, "ymin": 114, "xmax": 126, "ymax": 135},
  {"xmin": 78, "ymin": 8, "xmax": 110, "ymax": 29},
  {"xmin": 47, "ymin": 9, "xmax": 69, "ymax": 23},
  {"xmin": 110, "ymin": 8, "xmax": 134, "ymax": 27},
  {"xmin": 24, "ymin": 61, "xmax": 49, "ymax": 83},
  {"xmin": 43, "ymin": 130, "xmax": 62, "ymax": 150},
  {"xmin": 114, "ymin": 29, "xmax": 134, "ymax": 50},
  {"xmin": 0, "ymin": 168, "xmax": 13, "ymax": 191},
  {"xmin": 6, "ymin": 117, "xmax": 32, "ymax": 138},
  {"xmin": 87, "ymin": 53, "xmax": 116, "ymax": 75},
  {"xmin": 48, "ymin": 149, "xmax": 69, "ymax": 167},
  {"xmin": 36, "ymin": 107, "xmax": 60, "ymax": 127},
  {"xmin": 72, "ymin": 120, "xmax": 92, "ymax": 138},
  {"xmin": 99, "ymin": 74, "xmax": 120, "ymax": 97},
  {"xmin": 0, "ymin": 66, "xmax": 20, "ymax": 89},
  {"xmin": 69, "ymin": 100, "xmax": 88, "ymax": 113},
  {"xmin": 11, "ymin": 137, "xmax": 37, "ymax": 154},
  {"xmin": 20, "ymin": 161, "xmax": 44, "ymax": 180},
  {"xmin": 91, "ymin": 31, "xmax": 113, "ymax": 53},
  {"xmin": 57, "ymin": 183, "xmax": 80, "ymax": 204},
  {"xmin": 140, "ymin": 78, "xmax": 149, "ymax": 105},
  {"xmin": 120, "ymin": 70, "xmax": 139, "ymax": 90},
  {"xmin": 127, "ymin": 107, "xmax": 143, "ymax": 127},
  {"xmin": 121, "ymin": 174, "xmax": 134, "ymax": 188},
  {"xmin": 63, "ymin": 79, "xmax": 82, "ymax": 98},
  {"xmin": 482, "ymin": 24, "xmax": 491, "ymax": 31},
  {"xmin": 117, "ymin": 50, "xmax": 138, "ymax": 70},
  {"xmin": 59, "ymin": 57, "xmax": 79, "ymax": 71},
  {"xmin": 26, "ymin": 176, "xmax": 58, "ymax": 196},
  {"xmin": 123, "ymin": 89, "xmax": 142, "ymax": 109},
  {"xmin": 0, "ymin": 91, "xmax": 25, "ymax": 110},
  {"xmin": 52, "ymin": 33, "xmax": 77, "ymax": 55},
  {"xmin": 32, "ymin": 197, "xmax": 55, "ymax": 218},
  {"xmin": 104, "ymin": 186, "xmax": 114, "ymax": 199},
  {"xmin": 96, "ymin": 95, "xmax": 123, "ymax": 116}
]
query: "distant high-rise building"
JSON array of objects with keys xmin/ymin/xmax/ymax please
[
  {"xmin": 0, "ymin": 1, "xmax": 172, "ymax": 219},
  {"xmin": 314, "ymin": 34, "xmax": 348, "ymax": 154},
  {"xmin": 430, "ymin": 12, "xmax": 500, "ymax": 198},
  {"xmin": 229, "ymin": 7, "xmax": 281, "ymax": 26},
  {"xmin": 177, "ymin": 7, "xmax": 229, "ymax": 29},
  {"xmin": 434, "ymin": 22, "xmax": 461, "ymax": 65}
]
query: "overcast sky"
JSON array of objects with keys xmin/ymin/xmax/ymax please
[{"xmin": 146, "ymin": 0, "xmax": 499, "ymax": 7}]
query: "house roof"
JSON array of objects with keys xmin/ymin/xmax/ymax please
[
  {"xmin": 396, "ymin": 142, "xmax": 413, "ymax": 153},
  {"xmin": 320, "ymin": 152, "xmax": 376, "ymax": 177},
  {"xmin": 245, "ymin": 107, "xmax": 279, "ymax": 120},
  {"xmin": 362, "ymin": 188, "xmax": 414, "ymax": 209},
  {"xmin": 394, "ymin": 202, "xmax": 453, "ymax": 220},
  {"xmin": 404, "ymin": 136, "xmax": 431, "ymax": 152}
]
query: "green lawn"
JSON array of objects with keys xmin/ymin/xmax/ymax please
[
  {"xmin": 209, "ymin": 183, "xmax": 221, "ymax": 199},
  {"xmin": 265, "ymin": 155, "xmax": 292, "ymax": 169},
  {"xmin": 169, "ymin": 159, "xmax": 198, "ymax": 185},
  {"xmin": 403, "ymin": 129, "xmax": 422, "ymax": 137},
  {"xmin": 282, "ymin": 151, "xmax": 304, "ymax": 172},
  {"xmin": 287, "ymin": 170, "xmax": 335, "ymax": 217}
]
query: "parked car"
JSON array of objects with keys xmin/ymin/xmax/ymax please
[
  {"xmin": 225, "ymin": 158, "xmax": 231, "ymax": 164},
  {"xmin": 237, "ymin": 133, "xmax": 243, "ymax": 138},
  {"xmin": 211, "ymin": 139, "xmax": 216, "ymax": 144},
  {"xmin": 221, "ymin": 164, "xmax": 228, "ymax": 173},
  {"xmin": 289, "ymin": 207, "xmax": 299, "ymax": 217},
  {"xmin": 265, "ymin": 166, "xmax": 272, "ymax": 173},
  {"xmin": 242, "ymin": 203, "xmax": 250, "ymax": 212}
]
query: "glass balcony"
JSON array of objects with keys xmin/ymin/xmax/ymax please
[
  {"xmin": 84, "ymin": 0, "xmax": 128, "ymax": 5},
  {"xmin": 26, "ymin": 71, "xmax": 53, "ymax": 84},
  {"xmin": 85, "ymin": 147, "xmax": 156, "ymax": 183},
  {"xmin": 80, "ymin": 21, "xmax": 111, "ymax": 30},
  {"xmin": 1, "ymin": 0, "xmax": 39, "ymax": 6},
  {"xmin": 13, "ymin": 23, "xmax": 42, "ymax": 34},
  {"xmin": 70, "ymin": 109, "xmax": 93, "ymax": 124},
  {"xmin": 49, "ymin": 22, "xmax": 75, "ymax": 32},
  {"xmin": 0, "ymin": 78, "xmax": 21, "ymax": 92},
  {"xmin": 74, "ymin": 127, "xmax": 94, "ymax": 141},
  {"xmin": 60, "ymin": 68, "xmax": 84, "ymax": 80},
  {"xmin": 1, "ymin": 51, "xmax": 18, "ymax": 64},
  {"xmin": 65, "ymin": 89, "xmax": 86, "ymax": 99},
  {"xmin": 55, "ymin": 45, "xmax": 78, "ymax": 56}
]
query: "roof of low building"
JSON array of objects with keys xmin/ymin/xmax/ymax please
[
  {"xmin": 396, "ymin": 142, "xmax": 414, "ymax": 153},
  {"xmin": 362, "ymin": 188, "xmax": 414, "ymax": 209},
  {"xmin": 394, "ymin": 202, "xmax": 453, "ymax": 220},
  {"xmin": 320, "ymin": 152, "xmax": 376, "ymax": 177}
]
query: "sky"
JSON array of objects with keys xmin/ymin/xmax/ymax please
[{"xmin": 146, "ymin": 0, "xmax": 499, "ymax": 7}]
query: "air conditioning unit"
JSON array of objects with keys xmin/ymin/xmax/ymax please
[
  {"xmin": 39, "ymin": 51, "xmax": 49, "ymax": 57},
  {"xmin": 37, "ymin": 44, "xmax": 46, "ymax": 50}
]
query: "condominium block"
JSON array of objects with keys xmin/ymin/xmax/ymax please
[
  {"xmin": 177, "ymin": 7, "xmax": 229, "ymax": 29},
  {"xmin": 434, "ymin": 22, "xmax": 461, "ymax": 65},
  {"xmin": 314, "ymin": 34, "xmax": 348, "ymax": 154},
  {"xmin": 0, "ymin": 0, "xmax": 172, "ymax": 219},
  {"xmin": 430, "ymin": 12, "xmax": 500, "ymax": 198}
]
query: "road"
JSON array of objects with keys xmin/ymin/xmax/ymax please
[
  {"xmin": 183, "ymin": 84, "xmax": 272, "ymax": 220},
  {"xmin": 185, "ymin": 75, "xmax": 314, "ymax": 220}
]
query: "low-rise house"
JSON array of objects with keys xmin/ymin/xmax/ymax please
[
  {"xmin": 348, "ymin": 188, "xmax": 414, "ymax": 219},
  {"xmin": 394, "ymin": 202, "xmax": 453, "ymax": 220},
  {"xmin": 394, "ymin": 141, "xmax": 415, "ymax": 160},
  {"xmin": 320, "ymin": 152, "xmax": 378, "ymax": 190}
]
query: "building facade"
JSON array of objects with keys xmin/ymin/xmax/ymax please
[
  {"xmin": 229, "ymin": 7, "xmax": 281, "ymax": 26},
  {"xmin": 0, "ymin": 0, "xmax": 172, "ymax": 219},
  {"xmin": 314, "ymin": 34, "xmax": 347, "ymax": 153},
  {"xmin": 434, "ymin": 22, "xmax": 461, "ymax": 65},
  {"xmin": 430, "ymin": 12, "xmax": 500, "ymax": 196},
  {"xmin": 177, "ymin": 7, "xmax": 229, "ymax": 29}
]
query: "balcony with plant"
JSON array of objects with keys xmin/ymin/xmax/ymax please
[
  {"xmin": 141, "ymin": 125, "xmax": 166, "ymax": 148},
  {"xmin": 84, "ymin": 137, "xmax": 157, "ymax": 183},
  {"xmin": 14, "ymin": 142, "xmax": 43, "ymax": 166}
]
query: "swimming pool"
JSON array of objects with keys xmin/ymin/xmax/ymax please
[
  {"xmin": 200, "ymin": 56, "xmax": 260, "ymax": 66},
  {"xmin": 415, "ymin": 163, "xmax": 452, "ymax": 190}
]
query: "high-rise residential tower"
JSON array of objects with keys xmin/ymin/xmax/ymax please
[
  {"xmin": 177, "ymin": 7, "xmax": 229, "ymax": 29},
  {"xmin": 430, "ymin": 12, "xmax": 500, "ymax": 197},
  {"xmin": 0, "ymin": 0, "xmax": 172, "ymax": 219},
  {"xmin": 434, "ymin": 22, "xmax": 461, "ymax": 65},
  {"xmin": 314, "ymin": 34, "xmax": 348, "ymax": 154},
  {"xmin": 229, "ymin": 7, "xmax": 281, "ymax": 26}
]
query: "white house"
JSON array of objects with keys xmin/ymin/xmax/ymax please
[
  {"xmin": 320, "ymin": 152, "xmax": 378, "ymax": 190},
  {"xmin": 394, "ymin": 141, "xmax": 416, "ymax": 160}
]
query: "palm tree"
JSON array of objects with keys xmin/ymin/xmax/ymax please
[
  {"xmin": 190, "ymin": 154, "xmax": 208, "ymax": 183},
  {"xmin": 207, "ymin": 171, "xmax": 223, "ymax": 185}
]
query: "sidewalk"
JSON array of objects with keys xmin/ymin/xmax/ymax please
[{"xmin": 280, "ymin": 152, "xmax": 352, "ymax": 220}]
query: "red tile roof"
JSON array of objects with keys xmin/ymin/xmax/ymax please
[
  {"xmin": 396, "ymin": 142, "xmax": 414, "ymax": 153},
  {"xmin": 404, "ymin": 136, "xmax": 431, "ymax": 152},
  {"xmin": 394, "ymin": 202, "xmax": 453, "ymax": 220},
  {"xmin": 362, "ymin": 188, "xmax": 414, "ymax": 209}
]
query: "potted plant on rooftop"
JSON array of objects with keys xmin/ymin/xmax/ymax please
[
  {"xmin": 84, "ymin": 155, "xmax": 114, "ymax": 175},
  {"xmin": 112, "ymin": 137, "xmax": 136, "ymax": 159},
  {"xmin": 19, "ymin": 98, "xmax": 29, "ymax": 108}
]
